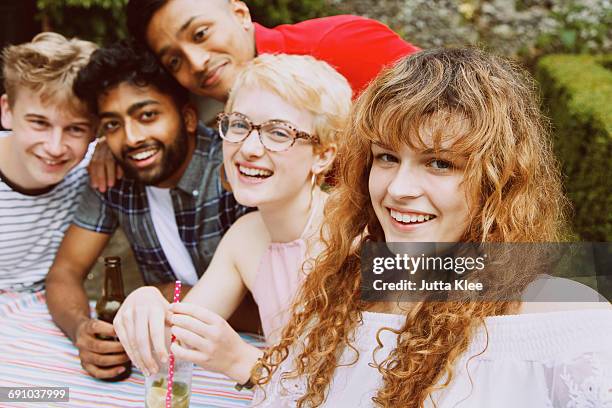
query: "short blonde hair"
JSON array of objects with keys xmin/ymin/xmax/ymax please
[
  {"xmin": 226, "ymin": 53, "xmax": 352, "ymax": 151},
  {"xmin": 2, "ymin": 32, "xmax": 97, "ymax": 115}
]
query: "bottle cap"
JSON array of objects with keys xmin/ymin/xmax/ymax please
[{"xmin": 104, "ymin": 256, "xmax": 121, "ymax": 266}]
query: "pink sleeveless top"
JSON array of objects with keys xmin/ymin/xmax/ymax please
[{"xmin": 251, "ymin": 201, "xmax": 319, "ymax": 343}]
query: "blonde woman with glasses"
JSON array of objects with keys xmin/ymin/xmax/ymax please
[{"xmin": 114, "ymin": 53, "xmax": 351, "ymax": 388}]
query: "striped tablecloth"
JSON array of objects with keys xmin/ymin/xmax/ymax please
[{"xmin": 0, "ymin": 291, "xmax": 263, "ymax": 407}]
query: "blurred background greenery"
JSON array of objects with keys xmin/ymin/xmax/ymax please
[
  {"xmin": 36, "ymin": 0, "xmax": 128, "ymax": 44},
  {"xmin": 31, "ymin": 0, "xmax": 611, "ymax": 58},
  {"xmin": 1, "ymin": 0, "xmax": 609, "ymax": 296}
]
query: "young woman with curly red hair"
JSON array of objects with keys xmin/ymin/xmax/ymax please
[{"xmin": 253, "ymin": 48, "xmax": 612, "ymax": 408}]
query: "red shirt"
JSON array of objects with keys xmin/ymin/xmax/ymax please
[{"xmin": 254, "ymin": 15, "xmax": 420, "ymax": 96}]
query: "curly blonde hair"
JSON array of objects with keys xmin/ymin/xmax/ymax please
[
  {"xmin": 258, "ymin": 48, "xmax": 570, "ymax": 407},
  {"xmin": 2, "ymin": 32, "xmax": 97, "ymax": 115}
]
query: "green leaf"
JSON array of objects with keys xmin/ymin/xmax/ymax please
[{"xmin": 559, "ymin": 29, "xmax": 577, "ymax": 50}]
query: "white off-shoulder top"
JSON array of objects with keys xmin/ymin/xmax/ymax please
[{"xmin": 252, "ymin": 309, "xmax": 612, "ymax": 407}]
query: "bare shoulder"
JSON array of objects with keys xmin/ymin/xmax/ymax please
[
  {"xmin": 225, "ymin": 211, "xmax": 269, "ymax": 242},
  {"xmin": 520, "ymin": 276, "xmax": 611, "ymax": 314},
  {"xmin": 216, "ymin": 211, "xmax": 269, "ymax": 262},
  {"xmin": 224, "ymin": 211, "xmax": 271, "ymax": 287}
]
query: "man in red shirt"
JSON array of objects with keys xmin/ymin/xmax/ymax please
[{"xmin": 126, "ymin": 0, "xmax": 420, "ymax": 101}]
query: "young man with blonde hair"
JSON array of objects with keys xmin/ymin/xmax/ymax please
[{"xmin": 0, "ymin": 32, "xmax": 97, "ymax": 292}]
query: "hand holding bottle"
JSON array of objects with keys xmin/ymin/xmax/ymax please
[
  {"xmin": 74, "ymin": 318, "xmax": 129, "ymax": 379},
  {"xmin": 93, "ymin": 256, "xmax": 132, "ymax": 381}
]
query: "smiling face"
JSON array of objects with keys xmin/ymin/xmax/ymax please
[
  {"xmin": 97, "ymin": 82, "xmax": 197, "ymax": 187},
  {"xmin": 222, "ymin": 86, "xmax": 330, "ymax": 208},
  {"xmin": 368, "ymin": 132, "xmax": 471, "ymax": 243},
  {"xmin": 0, "ymin": 88, "xmax": 94, "ymax": 189},
  {"xmin": 146, "ymin": 0, "xmax": 255, "ymax": 101}
]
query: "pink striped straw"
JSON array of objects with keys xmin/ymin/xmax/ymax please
[{"xmin": 166, "ymin": 281, "xmax": 182, "ymax": 408}]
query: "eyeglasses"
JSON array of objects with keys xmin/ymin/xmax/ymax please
[{"xmin": 217, "ymin": 112, "xmax": 320, "ymax": 152}]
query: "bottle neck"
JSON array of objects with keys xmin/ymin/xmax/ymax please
[{"xmin": 103, "ymin": 264, "xmax": 125, "ymax": 300}]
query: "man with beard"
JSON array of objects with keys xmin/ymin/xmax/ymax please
[{"xmin": 46, "ymin": 42, "xmax": 250, "ymax": 380}]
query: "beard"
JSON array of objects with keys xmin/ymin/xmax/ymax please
[{"xmin": 116, "ymin": 123, "xmax": 189, "ymax": 185}]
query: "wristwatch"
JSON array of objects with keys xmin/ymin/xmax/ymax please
[{"xmin": 235, "ymin": 357, "xmax": 264, "ymax": 391}]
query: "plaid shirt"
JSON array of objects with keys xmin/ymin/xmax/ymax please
[{"xmin": 73, "ymin": 125, "xmax": 247, "ymax": 285}]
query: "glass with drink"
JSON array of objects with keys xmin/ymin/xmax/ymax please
[{"xmin": 145, "ymin": 359, "xmax": 193, "ymax": 408}]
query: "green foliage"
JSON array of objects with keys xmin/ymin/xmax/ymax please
[
  {"xmin": 36, "ymin": 0, "xmax": 339, "ymax": 45},
  {"xmin": 247, "ymin": 0, "xmax": 339, "ymax": 27},
  {"xmin": 533, "ymin": 0, "xmax": 611, "ymax": 55},
  {"xmin": 536, "ymin": 54, "xmax": 612, "ymax": 241},
  {"xmin": 37, "ymin": 0, "xmax": 128, "ymax": 45}
]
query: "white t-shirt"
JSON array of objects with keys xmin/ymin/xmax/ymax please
[
  {"xmin": 145, "ymin": 186, "xmax": 198, "ymax": 286},
  {"xmin": 0, "ymin": 133, "xmax": 92, "ymax": 292}
]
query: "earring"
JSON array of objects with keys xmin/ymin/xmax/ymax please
[{"xmin": 309, "ymin": 172, "xmax": 317, "ymax": 211}]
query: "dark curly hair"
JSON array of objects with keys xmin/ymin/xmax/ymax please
[{"xmin": 73, "ymin": 41, "xmax": 189, "ymax": 115}]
